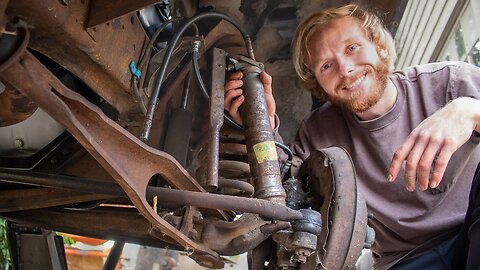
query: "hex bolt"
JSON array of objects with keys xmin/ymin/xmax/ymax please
[
  {"xmin": 295, "ymin": 248, "xmax": 310, "ymax": 264},
  {"xmin": 14, "ymin": 138, "xmax": 24, "ymax": 149}
]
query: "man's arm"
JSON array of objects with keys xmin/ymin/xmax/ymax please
[{"xmin": 388, "ymin": 96, "xmax": 480, "ymax": 192}]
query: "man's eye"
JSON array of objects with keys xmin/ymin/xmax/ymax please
[
  {"xmin": 347, "ymin": 44, "xmax": 358, "ymax": 52},
  {"xmin": 321, "ymin": 63, "xmax": 331, "ymax": 71}
]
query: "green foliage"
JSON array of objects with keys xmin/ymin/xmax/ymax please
[
  {"xmin": 57, "ymin": 232, "xmax": 76, "ymax": 246},
  {"xmin": 0, "ymin": 219, "xmax": 11, "ymax": 270}
]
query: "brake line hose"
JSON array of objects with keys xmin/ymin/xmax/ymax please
[{"xmin": 140, "ymin": 11, "xmax": 255, "ymax": 141}]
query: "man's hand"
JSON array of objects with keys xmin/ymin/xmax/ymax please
[
  {"xmin": 388, "ymin": 97, "xmax": 480, "ymax": 192},
  {"xmin": 224, "ymin": 71, "xmax": 276, "ymax": 129}
]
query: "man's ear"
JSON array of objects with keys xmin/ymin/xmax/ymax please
[{"xmin": 377, "ymin": 47, "xmax": 388, "ymax": 59}]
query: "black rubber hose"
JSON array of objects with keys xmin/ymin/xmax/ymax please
[
  {"xmin": 275, "ymin": 141, "xmax": 293, "ymax": 177},
  {"xmin": 140, "ymin": 11, "xmax": 254, "ymax": 140},
  {"xmin": 192, "ymin": 48, "xmax": 210, "ymax": 100}
]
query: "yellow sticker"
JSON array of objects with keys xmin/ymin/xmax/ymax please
[{"xmin": 253, "ymin": 141, "xmax": 278, "ymax": 163}]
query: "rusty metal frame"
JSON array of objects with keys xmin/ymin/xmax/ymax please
[
  {"xmin": 2, "ymin": 208, "xmax": 179, "ymax": 250},
  {"xmin": 0, "ymin": 23, "xmax": 307, "ymax": 268},
  {"xmin": 0, "ymin": 1, "xmax": 412, "ymax": 268},
  {"xmin": 6, "ymin": 0, "xmax": 146, "ymax": 117},
  {"xmin": 0, "ymin": 168, "xmax": 302, "ymax": 263},
  {"xmin": 0, "ymin": 26, "xmax": 227, "ymax": 267},
  {"xmin": 206, "ymin": 48, "xmax": 226, "ymax": 191},
  {"xmin": 0, "ymin": 188, "xmax": 113, "ymax": 213},
  {"xmin": 0, "ymin": 169, "xmax": 303, "ymax": 221},
  {"xmin": 86, "ymin": 0, "xmax": 162, "ymax": 28}
]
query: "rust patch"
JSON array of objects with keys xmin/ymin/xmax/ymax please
[{"xmin": 0, "ymin": 83, "xmax": 37, "ymax": 126}]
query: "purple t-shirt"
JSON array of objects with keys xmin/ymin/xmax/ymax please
[{"xmin": 289, "ymin": 61, "xmax": 480, "ymax": 268}]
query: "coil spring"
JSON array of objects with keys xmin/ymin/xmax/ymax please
[{"xmin": 195, "ymin": 127, "xmax": 254, "ymax": 196}]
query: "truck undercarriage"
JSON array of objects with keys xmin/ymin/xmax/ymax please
[{"xmin": 0, "ymin": 1, "xmax": 406, "ymax": 269}]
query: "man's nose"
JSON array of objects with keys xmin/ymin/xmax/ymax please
[{"xmin": 338, "ymin": 58, "xmax": 354, "ymax": 77}]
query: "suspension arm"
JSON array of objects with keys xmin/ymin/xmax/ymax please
[{"xmin": 0, "ymin": 26, "xmax": 224, "ymax": 268}]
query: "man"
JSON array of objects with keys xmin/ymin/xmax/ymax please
[{"xmin": 225, "ymin": 4, "xmax": 480, "ymax": 269}]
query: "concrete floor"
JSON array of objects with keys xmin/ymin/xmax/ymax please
[{"xmin": 119, "ymin": 244, "xmax": 248, "ymax": 270}]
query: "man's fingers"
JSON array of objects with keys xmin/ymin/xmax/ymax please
[
  {"xmin": 403, "ymin": 133, "xmax": 430, "ymax": 191},
  {"xmin": 228, "ymin": 95, "xmax": 244, "ymax": 124},
  {"xmin": 225, "ymin": 88, "xmax": 242, "ymax": 107},
  {"xmin": 230, "ymin": 71, "xmax": 243, "ymax": 80},
  {"xmin": 225, "ymin": 79, "xmax": 243, "ymax": 92},
  {"xmin": 260, "ymin": 71, "xmax": 273, "ymax": 94},
  {"xmin": 231, "ymin": 95, "xmax": 244, "ymax": 112},
  {"xmin": 429, "ymin": 145, "xmax": 453, "ymax": 188},
  {"xmin": 224, "ymin": 72, "xmax": 245, "ymax": 124},
  {"xmin": 388, "ymin": 134, "xmax": 416, "ymax": 182},
  {"xmin": 417, "ymin": 139, "xmax": 441, "ymax": 191}
]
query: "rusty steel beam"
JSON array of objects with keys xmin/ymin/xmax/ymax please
[
  {"xmin": 0, "ymin": 188, "xmax": 114, "ymax": 213},
  {"xmin": 6, "ymin": 0, "xmax": 146, "ymax": 117},
  {"xmin": 0, "ymin": 169, "xmax": 303, "ymax": 221},
  {"xmin": 1, "ymin": 208, "xmax": 179, "ymax": 249},
  {"xmin": 0, "ymin": 27, "xmax": 225, "ymax": 268},
  {"xmin": 0, "ymin": 207, "xmax": 285, "ymax": 258},
  {"xmin": 200, "ymin": 213, "xmax": 271, "ymax": 255},
  {"xmin": 206, "ymin": 48, "xmax": 226, "ymax": 191},
  {"xmin": 87, "ymin": 0, "xmax": 161, "ymax": 28},
  {"xmin": 147, "ymin": 187, "xmax": 302, "ymax": 221}
]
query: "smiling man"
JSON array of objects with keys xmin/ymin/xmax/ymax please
[
  {"xmin": 302, "ymin": 16, "xmax": 395, "ymax": 119},
  {"xmin": 225, "ymin": 4, "xmax": 480, "ymax": 269}
]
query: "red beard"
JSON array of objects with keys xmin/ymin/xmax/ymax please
[{"xmin": 327, "ymin": 60, "xmax": 389, "ymax": 113}]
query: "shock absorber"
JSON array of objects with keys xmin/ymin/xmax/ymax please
[
  {"xmin": 226, "ymin": 55, "xmax": 286, "ymax": 205},
  {"xmin": 192, "ymin": 46, "xmax": 285, "ymax": 204}
]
